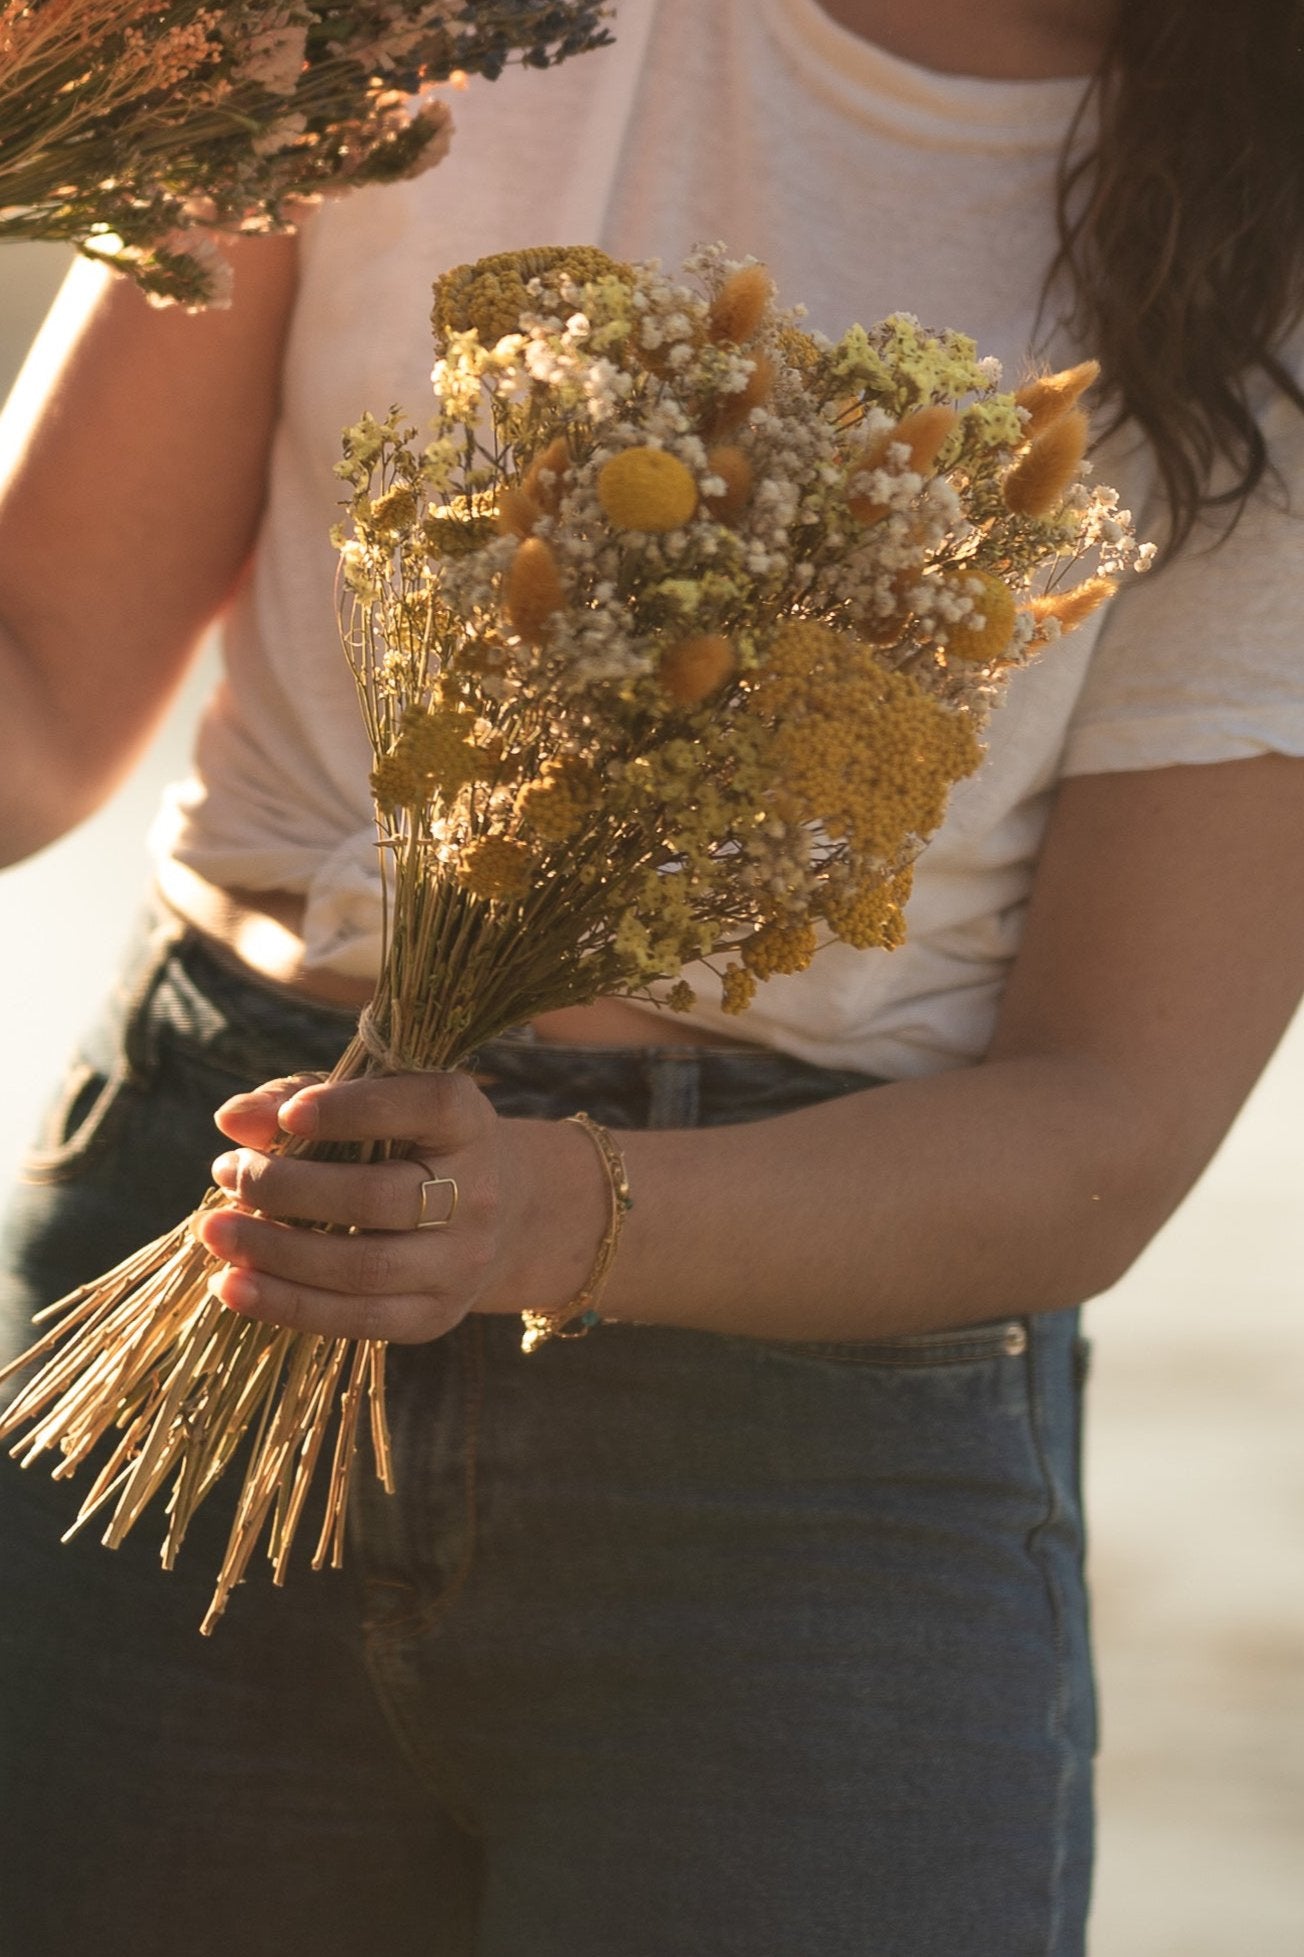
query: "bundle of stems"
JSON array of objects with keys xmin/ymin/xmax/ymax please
[
  {"xmin": 0, "ymin": 0, "xmax": 612, "ymax": 303},
  {"xmin": 0, "ymin": 245, "xmax": 1149, "ymax": 1629}
]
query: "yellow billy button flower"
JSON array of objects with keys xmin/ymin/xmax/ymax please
[
  {"xmin": 846, "ymin": 405, "xmax": 959, "ymax": 523},
  {"xmin": 707, "ymin": 264, "xmax": 774, "ymax": 346},
  {"xmin": 943, "ymin": 572, "xmax": 1017, "ymax": 664},
  {"xmin": 504, "ymin": 537, "xmax": 566, "ymax": 644},
  {"xmin": 457, "ymin": 835, "xmax": 533, "ymax": 902},
  {"xmin": 659, "ymin": 634, "xmax": 737, "ymax": 705},
  {"xmin": 1003, "ymin": 407, "xmax": 1090, "ymax": 519},
  {"xmin": 598, "ymin": 447, "xmax": 699, "ymax": 533},
  {"xmin": 1027, "ymin": 575, "xmax": 1116, "ymax": 640},
  {"xmin": 702, "ymin": 445, "xmax": 753, "ymax": 522},
  {"xmin": 1014, "ymin": 360, "xmax": 1100, "ymax": 442}
]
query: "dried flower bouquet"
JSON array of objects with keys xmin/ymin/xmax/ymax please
[
  {"xmin": 0, "ymin": 1, "xmax": 612, "ymax": 303},
  {"xmin": 0, "ymin": 245, "xmax": 1149, "ymax": 1628}
]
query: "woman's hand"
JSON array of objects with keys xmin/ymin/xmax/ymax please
[{"xmin": 193, "ymin": 1071, "xmax": 605, "ymax": 1343}]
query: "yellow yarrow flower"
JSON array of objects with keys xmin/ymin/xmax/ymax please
[
  {"xmin": 433, "ymin": 245, "xmax": 629, "ymax": 347},
  {"xmin": 822, "ymin": 870, "xmax": 914, "ymax": 951},
  {"xmin": 515, "ymin": 756, "xmax": 600, "ymax": 841},
  {"xmin": 457, "ymin": 835, "xmax": 533, "ymax": 901},
  {"xmin": 740, "ymin": 920, "xmax": 819, "ymax": 979},
  {"xmin": 598, "ymin": 448, "xmax": 699, "ymax": 533},
  {"xmin": 754, "ymin": 632, "xmax": 982, "ymax": 860},
  {"xmin": 721, "ymin": 964, "xmax": 758, "ymax": 1014},
  {"xmin": 370, "ymin": 706, "xmax": 492, "ymax": 810}
]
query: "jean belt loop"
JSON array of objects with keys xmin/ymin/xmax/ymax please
[{"xmin": 645, "ymin": 1049, "xmax": 702, "ymax": 1129}]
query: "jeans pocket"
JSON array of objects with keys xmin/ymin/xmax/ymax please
[
  {"xmin": 20, "ymin": 1060, "xmax": 142, "ymax": 1186},
  {"xmin": 752, "ymin": 1317, "xmax": 1030, "ymax": 1368}
]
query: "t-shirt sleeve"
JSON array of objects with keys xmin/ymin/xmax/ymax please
[{"xmin": 1059, "ymin": 374, "xmax": 1304, "ymax": 778}]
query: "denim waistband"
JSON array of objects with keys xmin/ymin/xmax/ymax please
[{"xmin": 127, "ymin": 912, "xmax": 886, "ymax": 1133}]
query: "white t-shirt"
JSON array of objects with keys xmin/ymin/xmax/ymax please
[{"xmin": 154, "ymin": 0, "xmax": 1304, "ymax": 1076}]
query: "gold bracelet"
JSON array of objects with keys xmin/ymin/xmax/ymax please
[{"xmin": 520, "ymin": 1111, "xmax": 632, "ymax": 1354}]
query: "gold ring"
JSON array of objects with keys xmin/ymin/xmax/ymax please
[{"xmin": 413, "ymin": 1158, "xmax": 459, "ymax": 1231}]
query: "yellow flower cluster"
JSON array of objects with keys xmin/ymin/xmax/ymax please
[
  {"xmin": 822, "ymin": 869, "xmax": 914, "ymax": 951},
  {"xmin": 433, "ymin": 245, "xmax": 628, "ymax": 346},
  {"xmin": 754, "ymin": 622, "xmax": 982, "ymax": 861},
  {"xmin": 721, "ymin": 965, "xmax": 758, "ymax": 1015},
  {"xmin": 370, "ymin": 705, "xmax": 493, "ymax": 810},
  {"xmin": 516, "ymin": 756, "xmax": 600, "ymax": 841},
  {"xmin": 332, "ymin": 245, "xmax": 1144, "ymax": 1041},
  {"xmin": 457, "ymin": 835, "xmax": 533, "ymax": 901},
  {"xmin": 740, "ymin": 920, "xmax": 820, "ymax": 979}
]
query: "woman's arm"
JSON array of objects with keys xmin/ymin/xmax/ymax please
[
  {"xmin": 198, "ymin": 752, "xmax": 1304, "ymax": 1342},
  {"xmin": 0, "ymin": 234, "xmax": 299, "ymax": 865}
]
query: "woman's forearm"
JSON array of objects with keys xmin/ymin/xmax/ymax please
[{"xmin": 522, "ymin": 1051, "xmax": 1168, "ymax": 1340}]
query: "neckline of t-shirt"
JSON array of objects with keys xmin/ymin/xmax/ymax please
[{"xmin": 767, "ymin": 0, "xmax": 1091, "ymax": 151}]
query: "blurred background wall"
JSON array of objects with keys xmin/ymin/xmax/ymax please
[{"xmin": 2, "ymin": 245, "xmax": 1302, "ymax": 1955}]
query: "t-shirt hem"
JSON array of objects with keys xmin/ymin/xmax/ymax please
[{"xmin": 1059, "ymin": 712, "xmax": 1304, "ymax": 778}]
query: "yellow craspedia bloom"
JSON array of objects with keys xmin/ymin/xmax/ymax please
[
  {"xmin": 433, "ymin": 245, "xmax": 628, "ymax": 346},
  {"xmin": 943, "ymin": 571, "xmax": 1017, "ymax": 664},
  {"xmin": 721, "ymin": 964, "xmax": 758, "ymax": 1014},
  {"xmin": 598, "ymin": 447, "xmax": 699, "ymax": 533},
  {"xmin": 740, "ymin": 920, "xmax": 819, "ymax": 979},
  {"xmin": 505, "ymin": 537, "xmax": 566, "ymax": 644},
  {"xmin": 707, "ymin": 264, "xmax": 774, "ymax": 346},
  {"xmin": 457, "ymin": 836, "xmax": 533, "ymax": 901},
  {"xmin": 1003, "ymin": 408, "xmax": 1089, "ymax": 518},
  {"xmin": 659, "ymin": 634, "xmax": 736, "ymax": 705}
]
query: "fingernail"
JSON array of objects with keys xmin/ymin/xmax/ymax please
[
  {"xmin": 210, "ymin": 1269, "xmax": 261, "ymax": 1313},
  {"xmin": 280, "ymin": 1094, "xmax": 318, "ymax": 1135},
  {"xmin": 211, "ymin": 1153, "xmax": 238, "ymax": 1189}
]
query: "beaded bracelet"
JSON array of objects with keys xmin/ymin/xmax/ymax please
[{"xmin": 519, "ymin": 1111, "xmax": 632, "ymax": 1354}]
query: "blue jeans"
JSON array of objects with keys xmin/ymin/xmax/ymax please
[{"xmin": 0, "ymin": 916, "xmax": 1095, "ymax": 1955}]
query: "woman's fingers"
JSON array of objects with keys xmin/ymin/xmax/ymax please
[
  {"xmin": 214, "ymin": 1073, "xmax": 326, "ymax": 1148},
  {"xmin": 276, "ymin": 1069, "xmax": 490, "ymax": 1148},
  {"xmin": 207, "ymin": 1260, "xmax": 463, "ymax": 1345},
  {"xmin": 196, "ymin": 1200, "xmax": 489, "ymax": 1343},
  {"xmin": 209, "ymin": 1147, "xmax": 437, "ymax": 1232}
]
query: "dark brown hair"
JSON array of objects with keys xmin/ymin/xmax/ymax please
[{"xmin": 1048, "ymin": 0, "xmax": 1304, "ymax": 552}]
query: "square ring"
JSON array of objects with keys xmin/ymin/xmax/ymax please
[{"xmin": 417, "ymin": 1175, "xmax": 459, "ymax": 1230}]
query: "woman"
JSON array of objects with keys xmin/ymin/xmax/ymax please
[{"xmin": 1, "ymin": 1, "xmax": 1302, "ymax": 1951}]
